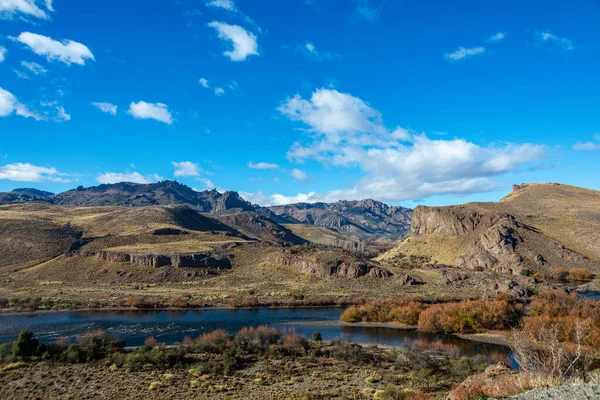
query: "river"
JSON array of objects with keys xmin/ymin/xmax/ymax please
[{"xmin": 0, "ymin": 307, "xmax": 512, "ymax": 363}]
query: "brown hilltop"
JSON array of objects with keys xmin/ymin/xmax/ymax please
[{"xmin": 379, "ymin": 183, "xmax": 600, "ymax": 275}]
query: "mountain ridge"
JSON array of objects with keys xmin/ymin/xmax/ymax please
[{"xmin": 0, "ymin": 180, "xmax": 412, "ymax": 237}]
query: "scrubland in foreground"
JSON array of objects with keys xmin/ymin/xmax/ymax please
[{"xmin": 1, "ymin": 327, "xmax": 498, "ymax": 400}]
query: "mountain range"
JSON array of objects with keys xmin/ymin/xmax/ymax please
[{"xmin": 0, "ymin": 181, "xmax": 412, "ymax": 238}]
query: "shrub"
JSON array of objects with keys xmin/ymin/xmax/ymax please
[
  {"xmin": 169, "ymin": 296, "xmax": 189, "ymax": 308},
  {"xmin": 551, "ymin": 268, "xmax": 568, "ymax": 280},
  {"xmin": 241, "ymin": 295, "xmax": 259, "ymax": 307},
  {"xmin": 311, "ymin": 332, "xmax": 323, "ymax": 341},
  {"xmin": 569, "ymin": 268, "xmax": 593, "ymax": 281},
  {"xmin": 222, "ymin": 346, "xmax": 242, "ymax": 375},
  {"xmin": 340, "ymin": 297, "xmax": 426, "ymax": 325},
  {"xmin": 520, "ymin": 269, "xmax": 533, "ymax": 276},
  {"xmin": 281, "ymin": 333, "xmax": 309, "ymax": 355},
  {"xmin": 418, "ymin": 298, "xmax": 519, "ymax": 333},
  {"xmin": 2, "ymin": 361, "xmax": 27, "ymax": 371},
  {"xmin": 12, "ymin": 330, "xmax": 43, "ymax": 359},
  {"xmin": 124, "ymin": 347, "xmax": 169, "ymax": 371},
  {"xmin": 194, "ymin": 329, "xmax": 232, "ymax": 353},
  {"xmin": 234, "ymin": 326, "xmax": 280, "ymax": 352},
  {"xmin": 149, "ymin": 381, "xmax": 162, "ymax": 390},
  {"xmin": 144, "ymin": 337, "xmax": 159, "ymax": 347}
]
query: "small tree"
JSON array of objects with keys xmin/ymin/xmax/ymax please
[
  {"xmin": 311, "ymin": 332, "xmax": 323, "ymax": 341},
  {"xmin": 12, "ymin": 329, "xmax": 41, "ymax": 359}
]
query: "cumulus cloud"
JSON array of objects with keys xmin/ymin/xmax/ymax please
[
  {"xmin": 445, "ymin": 46, "xmax": 485, "ymax": 61},
  {"xmin": 268, "ymin": 88, "xmax": 551, "ymax": 204},
  {"xmin": 214, "ymin": 87, "xmax": 225, "ymax": 96},
  {"xmin": 172, "ymin": 161, "xmax": 202, "ymax": 177},
  {"xmin": 128, "ymin": 101, "xmax": 173, "ymax": 124},
  {"xmin": 92, "ymin": 102, "xmax": 117, "ymax": 115},
  {"xmin": 487, "ymin": 32, "xmax": 505, "ymax": 42},
  {"xmin": 0, "ymin": 162, "xmax": 70, "ymax": 182},
  {"xmin": 290, "ymin": 168, "xmax": 308, "ymax": 180},
  {"xmin": 199, "ymin": 78, "xmax": 209, "ymax": 88},
  {"xmin": 12, "ymin": 32, "xmax": 95, "ymax": 65},
  {"xmin": 208, "ymin": 21, "xmax": 258, "ymax": 61},
  {"xmin": 536, "ymin": 31, "xmax": 574, "ymax": 51},
  {"xmin": 240, "ymin": 191, "xmax": 318, "ymax": 206},
  {"xmin": 278, "ymin": 88, "xmax": 385, "ymax": 140},
  {"xmin": 21, "ymin": 60, "xmax": 47, "ymax": 75},
  {"xmin": 96, "ymin": 171, "xmax": 163, "ymax": 185},
  {"xmin": 0, "ymin": 0, "xmax": 53, "ymax": 20},
  {"xmin": 573, "ymin": 140, "xmax": 600, "ymax": 151},
  {"xmin": 206, "ymin": 0, "xmax": 236, "ymax": 10},
  {"xmin": 247, "ymin": 161, "xmax": 279, "ymax": 170},
  {"xmin": 0, "ymin": 86, "xmax": 69, "ymax": 122},
  {"xmin": 0, "ymin": 46, "xmax": 6, "ymax": 62}
]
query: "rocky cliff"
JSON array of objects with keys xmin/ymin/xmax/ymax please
[
  {"xmin": 267, "ymin": 249, "xmax": 392, "ymax": 279},
  {"xmin": 380, "ymin": 183, "xmax": 600, "ymax": 275}
]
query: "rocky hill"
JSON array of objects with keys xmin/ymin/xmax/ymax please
[
  {"xmin": 0, "ymin": 182, "xmax": 412, "ymax": 238},
  {"xmin": 268, "ymin": 199, "xmax": 412, "ymax": 238},
  {"xmin": 379, "ymin": 183, "xmax": 600, "ymax": 275}
]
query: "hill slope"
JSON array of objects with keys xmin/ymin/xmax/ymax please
[
  {"xmin": 0, "ymin": 182, "xmax": 412, "ymax": 238},
  {"xmin": 379, "ymin": 183, "xmax": 600, "ymax": 275}
]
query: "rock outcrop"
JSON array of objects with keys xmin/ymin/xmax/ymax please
[
  {"xmin": 268, "ymin": 251, "xmax": 391, "ymax": 279},
  {"xmin": 71, "ymin": 250, "xmax": 231, "ymax": 269},
  {"xmin": 390, "ymin": 184, "xmax": 599, "ymax": 275}
]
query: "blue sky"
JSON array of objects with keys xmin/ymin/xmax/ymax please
[{"xmin": 0, "ymin": 0, "xmax": 599, "ymax": 207}]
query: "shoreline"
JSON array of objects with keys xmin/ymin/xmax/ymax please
[{"xmin": 0, "ymin": 304, "xmax": 347, "ymax": 317}]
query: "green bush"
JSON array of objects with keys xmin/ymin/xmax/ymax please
[
  {"xmin": 12, "ymin": 330, "xmax": 44, "ymax": 359},
  {"xmin": 311, "ymin": 332, "xmax": 323, "ymax": 341}
]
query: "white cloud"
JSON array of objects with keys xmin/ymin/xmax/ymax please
[
  {"xmin": 0, "ymin": 46, "xmax": 6, "ymax": 62},
  {"xmin": 536, "ymin": 31, "xmax": 575, "ymax": 51},
  {"xmin": 240, "ymin": 191, "xmax": 318, "ymax": 206},
  {"xmin": 13, "ymin": 32, "xmax": 95, "ymax": 65},
  {"xmin": 96, "ymin": 171, "xmax": 163, "ymax": 185},
  {"xmin": 247, "ymin": 161, "xmax": 279, "ymax": 170},
  {"xmin": 214, "ymin": 87, "xmax": 225, "ymax": 96},
  {"xmin": 300, "ymin": 41, "xmax": 340, "ymax": 61},
  {"xmin": 208, "ymin": 21, "xmax": 258, "ymax": 61},
  {"xmin": 290, "ymin": 168, "xmax": 308, "ymax": 180},
  {"xmin": 206, "ymin": 0, "xmax": 236, "ymax": 10},
  {"xmin": 573, "ymin": 141, "xmax": 600, "ymax": 151},
  {"xmin": 0, "ymin": 0, "xmax": 53, "ymax": 20},
  {"xmin": 487, "ymin": 32, "xmax": 505, "ymax": 42},
  {"xmin": 128, "ymin": 101, "xmax": 173, "ymax": 124},
  {"xmin": 0, "ymin": 88, "xmax": 17, "ymax": 117},
  {"xmin": 445, "ymin": 46, "xmax": 485, "ymax": 61},
  {"xmin": 199, "ymin": 78, "xmax": 209, "ymax": 88},
  {"xmin": 272, "ymin": 88, "xmax": 549, "ymax": 203},
  {"xmin": 0, "ymin": 86, "xmax": 68, "ymax": 121},
  {"xmin": 21, "ymin": 60, "xmax": 47, "ymax": 74},
  {"xmin": 92, "ymin": 102, "xmax": 117, "ymax": 115},
  {"xmin": 0, "ymin": 162, "xmax": 70, "ymax": 182},
  {"xmin": 172, "ymin": 161, "xmax": 202, "ymax": 177},
  {"xmin": 351, "ymin": 0, "xmax": 381, "ymax": 23},
  {"xmin": 278, "ymin": 88, "xmax": 385, "ymax": 140}
]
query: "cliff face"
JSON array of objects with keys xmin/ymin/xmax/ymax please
[
  {"xmin": 267, "ymin": 250, "xmax": 392, "ymax": 279},
  {"xmin": 382, "ymin": 184, "xmax": 599, "ymax": 275}
]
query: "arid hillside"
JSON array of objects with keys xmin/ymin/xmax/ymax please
[{"xmin": 379, "ymin": 183, "xmax": 600, "ymax": 275}]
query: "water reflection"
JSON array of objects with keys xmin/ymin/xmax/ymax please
[{"xmin": 0, "ymin": 307, "xmax": 512, "ymax": 364}]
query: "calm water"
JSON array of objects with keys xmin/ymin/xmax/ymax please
[
  {"xmin": 579, "ymin": 291, "xmax": 600, "ymax": 301},
  {"xmin": 0, "ymin": 307, "xmax": 512, "ymax": 363}
]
